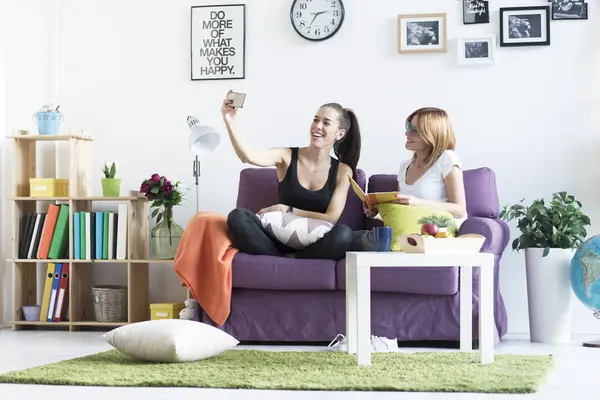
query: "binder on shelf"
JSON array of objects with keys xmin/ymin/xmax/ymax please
[
  {"xmin": 46, "ymin": 263, "xmax": 63, "ymax": 322},
  {"xmin": 74, "ymin": 213, "xmax": 80, "ymax": 259},
  {"xmin": 95, "ymin": 211, "xmax": 103, "ymax": 259},
  {"xmin": 37, "ymin": 204, "xmax": 60, "ymax": 259},
  {"xmin": 85, "ymin": 212, "xmax": 92, "ymax": 260},
  {"xmin": 116, "ymin": 204, "xmax": 128, "ymax": 260},
  {"xmin": 18, "ymin": 213, "xmax": 35, "ymax": 259},
  {"xmin": 102, "ymin": 212, "xmax": 109, "ymax": 259},
  {"xmin": 53, "ymin": 263, "xmax": 70, "ymax": 322},
  {"xmin": 39, "ymin": 263, "xmax": 55, "ymax": 322},
  {"xmin": 47, "ymin": 205, "xmax": 69, "ymax": 259},
  {"xmin": 30, "ymin": 213, "xmax": 46, "ymax": 258}
]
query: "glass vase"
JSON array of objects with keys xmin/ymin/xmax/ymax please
[{"xmin": 151, "ymin": 206, "xmax": 184, "ymax": 260}]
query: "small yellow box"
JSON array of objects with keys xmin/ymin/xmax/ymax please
[
  {"xmin": 150, "ymin": 302, "xmax": 185, "ymax": 320},
  {"xmin": 29, "ymin": 178, "xmax": 69, "ymax": 197}
]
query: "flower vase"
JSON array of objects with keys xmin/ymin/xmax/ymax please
[{"xmin": 151, "ymin": 207, "xmax": 184, "ymax": 260}]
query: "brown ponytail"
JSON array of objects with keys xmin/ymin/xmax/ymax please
[{"xmin": 321, "ymin": 103, "xmax": 362, "ymax": 178}]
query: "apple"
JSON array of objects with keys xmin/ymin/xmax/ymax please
[{"xmin": 421, "ymin": 223, "xmax": 439, "ymax": 236}]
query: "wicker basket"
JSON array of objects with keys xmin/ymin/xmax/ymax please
[{"xmin": 92, "ymin": 285, "xmax": 128, "ymax": 322}]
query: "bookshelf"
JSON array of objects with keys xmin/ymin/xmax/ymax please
[{"xmin": 7, "ymin": 131, "xmax": 172, "ymax": 331}]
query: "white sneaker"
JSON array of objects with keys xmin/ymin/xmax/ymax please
[{"xmin": 327, "ymin": 334, "xmax": 398, "ymax": 352}]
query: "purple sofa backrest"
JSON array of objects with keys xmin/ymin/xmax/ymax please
[
  {"xmin": 366, "ymin": 167, "xmax": 500, "ymax": 218},
  {"xmin": 235, "ymin": 167, "xmax": 367, "ymax": 230}
]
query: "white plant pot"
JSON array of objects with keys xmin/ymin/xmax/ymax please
[{"xmin": 525, "ymin": 247, "xmax": 575, "ymax": 344}]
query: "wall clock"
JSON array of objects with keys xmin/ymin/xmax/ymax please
[{"xmin": 290, "ymin": 0, "xmax": 345, "ymax": 41}]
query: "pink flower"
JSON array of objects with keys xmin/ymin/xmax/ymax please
[
  {"xmin": 151, "ymin": 174, "xmax": 161, "ymax": 183},
  {"xmin": 140, "ymin": 181, "xmax": 149, "ymax": 193},
  {"xmin": 163, "ymin": 182, "xmax": 173, "ymax": 195}
]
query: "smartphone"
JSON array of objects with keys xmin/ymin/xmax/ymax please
[{"xmin": 227, "ymin": 92, "xmax": 246, "ymax": 108}]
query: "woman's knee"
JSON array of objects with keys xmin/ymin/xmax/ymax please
[
  {"xmin": 331, "ymin": 225, "xmax": 355, "ymax": 247},
  {"xmin": 227, "ymin": 207, "xmax": 253, "ymax": 232}
]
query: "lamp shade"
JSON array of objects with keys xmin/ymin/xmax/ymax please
[{"xmin": 187, "ymin": 115, "xmax": 220, "ymax": 156}]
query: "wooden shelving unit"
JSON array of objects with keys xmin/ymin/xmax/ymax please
[{"xmin": 7, "ymin": 131, "xmax": 172, "ymax": 331}]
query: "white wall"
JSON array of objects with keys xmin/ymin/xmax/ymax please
[
  {"xmin": 0, "ymin": 0, "xmax": 5, "ymax": 327},
  {"xmin": 3, "ymin": 0, "xmax": 600, "ymax": 334},
  {"xmin": 1, "ymin": 0, "xmax": 61, "ymax": 327}
]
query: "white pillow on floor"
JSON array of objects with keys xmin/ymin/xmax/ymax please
[{"xmin": 103, "ymin": 319, "xmax": 239, "ymax": 363}]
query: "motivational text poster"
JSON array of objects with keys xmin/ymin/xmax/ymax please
[{"xmin": 191, "ymin": 4, "xmax": 246, "ymax": 80}]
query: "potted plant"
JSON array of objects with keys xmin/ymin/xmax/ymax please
[
  {"xmin": 140, "ymin": 174, "xmax": 186, "ymax": 260},
  {"xmin": 101, "ymin": 162, "xmax": 121, "ymax": 197},
  {"xmin": 500, "ymin": 191, "xmax": 591, "ymax": 344}
]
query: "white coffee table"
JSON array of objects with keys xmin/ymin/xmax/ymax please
[{"xmin": 345, "ymin": 251, "xmax": 495, "ymax": 366}]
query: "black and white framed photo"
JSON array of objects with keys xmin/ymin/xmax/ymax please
[
  {"xmin": 463, "ymin": 0, "xmax": 490, "ymax": 24},
  {"xmin": 397, "ymin": 13, "xmax": 447, "ymax": 53},
  {"xmin": 499, "ymin": 6, "xmax": 550, "ymax": 47},
  {"xmin": 550, "ymin": 0, "xmax": 588, "ymax": 20},
  {"xmin": 457, "ymin": 35, "xmax": 496, "ymax": 66},
  {"xmin": 191, "ymin": 4, "xmax": 246, "ymax": 81}
]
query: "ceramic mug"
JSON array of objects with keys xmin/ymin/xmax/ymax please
[{"xmin": 367, "ymin": 227, "xmax": 393, "ymax": 252}]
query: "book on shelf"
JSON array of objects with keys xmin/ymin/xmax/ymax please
[
  {"xmin": 18, "ymin": 204, "xmax": 69, "ymax": 260},
  {"xmin": 74, "ymin": 203, "xmax": 128, "ymax": 260},
  {"xmin": 17, "ymin": 203, "xmax": 128, "ymax": 261},
  {"xmin": 39, "ymin": 262, "xmax": 69, "ymax": 322}
]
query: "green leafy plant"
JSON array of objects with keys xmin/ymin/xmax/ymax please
[
  {"xmin": 499, "ymin": 191, "xmax": 591, "ymax": 257},
  {"xmin": 418, "ymin": 214, "xmax": 455, "ymax": 228},
  {"xmin": 102, "ymin": 162, "xmax": 117, "ymax": 179}
]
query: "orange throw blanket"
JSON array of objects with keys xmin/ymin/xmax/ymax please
[{"xmin": 173, "ymin": 211, "xmax": 239, "ymax": 326}]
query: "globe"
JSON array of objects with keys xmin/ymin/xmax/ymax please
[{"xmin": 570, "ymin": 235, "xmax": 600, "ymax": 319}]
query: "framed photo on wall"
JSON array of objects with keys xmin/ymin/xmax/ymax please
[
  {"xmin": 499, "ymin": 6, "xmax": 551, "ymax": 47},
  {"xmin": 550, "ymin": 0, "xmax": 588, "ymax": 20},
  {"xmin": 191, "ymin": 4, "xmax": 246, "ymax": 81},
  {"xmin": 463, "ymin": 0, "xmax": 490, "ymax": 24},
  {"xmin": 457, "ymin": 35, "xmax": 496, "ymax": 66},
  {"xmin": 397, "ymin": 13, "xmax": 447, "ymax": 53}
]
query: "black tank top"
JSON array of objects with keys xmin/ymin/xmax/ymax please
[{"xmin": 278, "ymin": 147, "xmax": 339, "ymax": 214}]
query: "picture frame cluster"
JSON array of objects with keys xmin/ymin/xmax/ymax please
[{"xmin": 397, "ymin": 0, "xmax": 589, "ymax": 67}]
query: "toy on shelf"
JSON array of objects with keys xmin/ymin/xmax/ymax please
[{"xmin": 179, "ymin": 299, "xmax": 200, "ymax": 321}]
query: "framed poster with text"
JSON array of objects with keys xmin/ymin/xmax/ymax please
[{"xmin": 191, "ymin": 4, "xmax": 246, "ymax": 81}]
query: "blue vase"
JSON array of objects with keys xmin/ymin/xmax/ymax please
[{"xmin": 32, "ymin": 111, "xmax": 64, "ymax": 135}]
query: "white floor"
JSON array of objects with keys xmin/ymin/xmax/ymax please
[{"xmin": 0, "ymin": 329, "xmax": 596, "ymax": 400}]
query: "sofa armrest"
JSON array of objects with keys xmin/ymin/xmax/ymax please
[{"xmin": 458, "ymin": 217, "xmax": 509, "ymax": 254}]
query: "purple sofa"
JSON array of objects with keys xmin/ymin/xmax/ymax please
[{"xmin": 201, "ymin": 167, "xmax": 509, "ymax": 344}]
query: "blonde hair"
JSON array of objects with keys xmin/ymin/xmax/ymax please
[{"xmin": 407, "ymin": 107, "xmax": 456, "ymax": 169}]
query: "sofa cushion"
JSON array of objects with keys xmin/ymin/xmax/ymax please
[
  {"xmin": 463, "ymin": 168, "xmax": 499, "ymax": 218},
  {"xmin": 236, "ymin": 167, "xmax": 366, "ymax": 230},
  {"xmin": 336, "ymin": 259, "xmax": 458, "ymax": 295},
  {"xmin": 232, "ymin": 253, "xmax": 337, "ymax": 290}
]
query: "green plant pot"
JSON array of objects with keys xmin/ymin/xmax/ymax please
[{"xmin": 101, "ymin": 178, "xmax": 121, "ymax": 197}]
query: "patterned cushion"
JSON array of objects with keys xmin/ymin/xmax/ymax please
[{"xmin": 258, "ymin": 211, "xmax": 333, "ymax": 249}]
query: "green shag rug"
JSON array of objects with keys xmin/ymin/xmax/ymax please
[{"xmin": 0, "ymin": 349, "xmax": 553, "ymax": 393}]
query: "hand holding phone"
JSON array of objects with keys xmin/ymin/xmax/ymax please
[{"xmin": 227, "ymin": 91, "xmax": 246, "ymax": 108}]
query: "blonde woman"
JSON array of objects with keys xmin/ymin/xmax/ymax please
[{"xmin": 354, "ymin": 107, "xmax": 467, "ymax": 251}]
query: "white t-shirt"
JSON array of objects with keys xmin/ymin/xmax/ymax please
[{"xmin": 397, "ymin": 149, "xmax": 467, "ymax": 225}]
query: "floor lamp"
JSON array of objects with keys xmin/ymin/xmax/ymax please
[{"xmin": 186, "ymin": 115, "xmax": 220, "ymax": 213}]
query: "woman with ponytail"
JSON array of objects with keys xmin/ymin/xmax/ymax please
[{"xmin": 222, "ymin": 92, "xmax": 362, "ymax": 260}]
